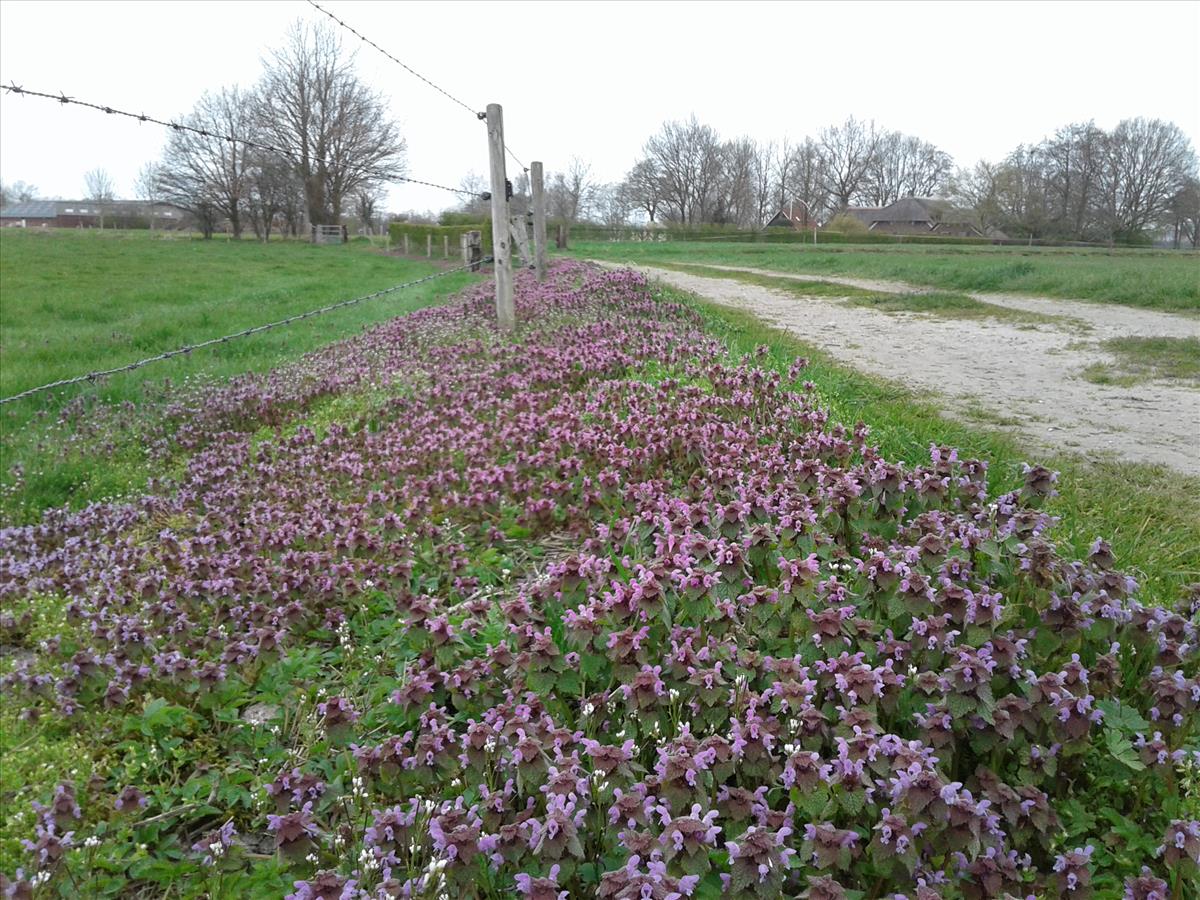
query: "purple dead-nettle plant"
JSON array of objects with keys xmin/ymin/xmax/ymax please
[
  {"xmin": 267, "ymin": 802, "xmax": 319, "ymax": 859},
  {"xmin": 191, "ymin": 820, "xmax": 237, "ymax": 866},
  {"xmin": 113, "ymin": 786, "xmax": 149, "ymax": 813},
  {"xmin": 0, "ymin": 261, "xmax": 1191, "ymax": 894},
  {"xmin": 1053, "ymin": 845, "xmax": 1095, "ymax": 894}
]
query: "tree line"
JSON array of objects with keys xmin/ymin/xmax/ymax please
[{"xmin": 478, "ymin": 115, "xmax": 1197, "ymax": 246}]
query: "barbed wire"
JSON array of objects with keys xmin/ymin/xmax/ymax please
[
  {"xmin": 1, "ymin": 83, "xmax": 484, "ymax": 199},
  {"xmin": 305, "ymin": 0, "xmax": 476, "ymax": 116},
  {"xmin": 304, "ymin": 0, "xmax": 529, "ymax": 173},
  {"xmin": 0, "ymin": 260, "xmax": 492, "ymax": 406}
]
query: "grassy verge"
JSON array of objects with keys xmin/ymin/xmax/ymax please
[
  {"xmin": 651, "ymin": 261, "xmax": 1065, "ymax": 326},
  {"xmin": 661, "ymin": 284, "xmax": 1200, "ymax": 604},
  {"xmin": 566, "ymin": 240, "xmax": 1200, "ymax": 312},
  {"xmin": 0, "ymin": 229, "xmax": 483, "ymax": 520},
  {"xmin": 1082, "ymin": 335, "xmax": 1200, "ymax": 386}
]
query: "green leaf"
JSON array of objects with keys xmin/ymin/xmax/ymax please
[
  {"xmin": 839, "ymin": 788, "xmax": 866, "ymax": 816},
  {"xmin": 1097, "ymin": 699, "xmax": 1150, "ymax": 735},
  {"xmin": 1106, "ymin": 729, "xmax": 1146, "ymax": 771},
  {"xmin": 947, "ymin": 693, "xmax": 976, "ymax": 719}
]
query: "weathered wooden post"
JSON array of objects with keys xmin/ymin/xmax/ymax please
[
  {"xmin": 403, "ymin": 233, "xmax": 410, "ymax": 255},
  {"xmin": 426, "ymin": 234, "xmax": 432, "ymax": 257},
  {"xmin": 531, "ymin": 161, "xmax": 547, "ymax": 282},
  {"xmin": 486, "ymin": 103, "xmax": 515, "ymax": 330},
  {"xmin": 461, "ymin": 230, "xmax": 482, "ymax": 272},
  {"xmin": 443, "ymin": 235, "xmax": 449, "ymax": 259}
]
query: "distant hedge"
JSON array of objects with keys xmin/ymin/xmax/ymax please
[
  {"xmin": 566, "ymin": 225, "xmax": 994, "ymax": 246},
  {"xmin": 388, "ymin": 221, "xmax": 493, "ymax": 255},
  {"xmin": 564, "ymin": 225, "xmax": 1151, "ymax": 249}
]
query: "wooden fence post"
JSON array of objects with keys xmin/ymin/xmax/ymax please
[
  {"xmin": 403, "ymin": 234, "xmax": 410, "ymax": 255},
  {"xmin": 531, "ymin": 161, "xmax": 547, "ymax": 282},
  {"xmin": 443, "ymin": 235, "xmax": 449, "ymax": 259},
  {"xmin": 486, "ymin": 103, "xmax": 515, "ymax": 330},
  {"xmin": 469, "ymin": 231, "xmax": 482, "ymax": 272},
  {"xmin": 426, "ymin": 234, "xmax": 432, "ymax": 258}
]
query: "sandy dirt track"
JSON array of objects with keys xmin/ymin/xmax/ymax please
[{"xmin": 598, "ymin": 261, "xmax": 1200, "ymax": 476}]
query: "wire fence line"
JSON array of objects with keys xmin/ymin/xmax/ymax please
[
  {"xmin": 304, "ymin": 0, "xmax": 528, "ymax": 172},
  {"xmin": 0, "ymin": 260, "xmax": 491, "ymax": 406},
  {"xmin": 304, "ymin": 0, "xmax": 477, "ymax": 117},
  {"xmin": 1, "ymin": 84, "xmax": 485, "ymax": 199}
]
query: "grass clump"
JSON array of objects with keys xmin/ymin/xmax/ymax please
[
  {"xmin": 1082, "ymin": 336, "xmax": 1200, "ymax": 386},
  {"xmin": 651, "ymin": 262, "xmax": 1065, "ymax": 325}
]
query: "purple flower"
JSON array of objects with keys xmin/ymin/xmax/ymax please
[{"xmin": 113, "ymin": 786, "xmax": 148, "ymax": 813}]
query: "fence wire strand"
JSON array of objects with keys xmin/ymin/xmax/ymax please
[
  {"xmin": 1, "ymin": 84, "xmax": 483, "ymax": 198},
  {"xmin": 0, "ymin": 260, "xmax": 491, "ymax": 406},
  {"xmin": 304, "ymin": 0, "xmax": 528, "ymax": 172},
  {"xmin": 305, "ymin": 0, "xmax": 477, "ymax": 117}
]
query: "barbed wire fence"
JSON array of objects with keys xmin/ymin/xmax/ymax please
[
  {"xmin": 0, "ymin": 263, "xmax": 490, "ymax": 406},
  {"xmin": 1, "ymin": 0, "xmax": 545, "ymax": 406}
]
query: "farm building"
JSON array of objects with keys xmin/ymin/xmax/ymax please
[
  {"xmin": 765, "ymin": 198, "xmax": 821, "ymax": 230},
  {"xmin": 0, "ymin": 200, "xmax": 185, "ymax": 229},
  {"xmin": 841, "ymin": 197, "xmax": 989, "ymax": 237}
]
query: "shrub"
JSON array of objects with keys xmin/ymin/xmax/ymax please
[{"xmin": 388, "ymin": 220, "xmax": 493, "ymax": 255}]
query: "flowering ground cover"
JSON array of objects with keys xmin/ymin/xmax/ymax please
[{"xmin": 1, "ymin": 261, "xmax": 1197, "ymax": 898}]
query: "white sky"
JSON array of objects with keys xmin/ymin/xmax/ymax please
[{"xmin": 2, "ymin": 0, "xmax": 1197, "ymax": 214}]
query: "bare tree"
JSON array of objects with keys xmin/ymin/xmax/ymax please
[
  {"xmin": 1167, "ymin": 177, "xmax": 1200, "ymax": 248},
  {"xmin": 1, "ymin": 180, "xmax": 38, "ymax": 207},
  {"xmin": 1040, "ymin": 122, "xmax": 1105, "ymax": 240},
  {"xmin": 639, "ymin": 116, "xmax": 725, "ymax": 224},
  {"xmin": 593, "ymin": 182, "xmax": 633, "ymax": 227},
  {"xmin": 84, "ymin": 168, "xmax": 115, "ymax": 228},
  {"xmin": 245, "ymin": 153, "xmax": 304, "ymax": 240},
  {"xmin": 547, "ymin": 157, "xmax": 596, "ymax": 222},
  {"xmin": 454, "ymin": 171, "xmax": 490, "ymax": 219},
  {"xmin": 819, "ymin": 116, "xmax": 880, "ymax": 210},
  {"xmin": 750, "ymin": 141, "xmax": 775, "ymax": 226},
  {"xmin": 947, "ymin": 161, "xmax": 1004, "ymax": 233},
  {"xmin": 776, "ymin": 138, "xmax": 830, "ymax": 219},
  {"xmin": 621, "ymin": 158, "xmax": 667, "ymax": 223},
  {"xmin": 709, "ymin": 137, "xmax": 761, "ymax": 226},
  {"xmin": 134, "ymin": 162, "xmax": 164, "ymax": 230},
  {"xmin": 865, "ymin": 132, "xmax": 953, "ymax": 206},
  {"xmin": 156, "ymin": 87, "xmax": 254, "ymax": 238},
  {"xmin": 353, "ymin": 185, "xmax": 384, "ymax": 234},
  {"xmin": 1098, "ymin": 117, "xmax": 1198, "ymax": 241},
  {"xmin": 257, "ymin": 20, "xmax": 406, "ymax": 226}
]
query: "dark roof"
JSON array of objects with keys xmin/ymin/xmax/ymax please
[
  {"xmin": 868, "ymin": 197, "xmax": 974, "ymax": 225},
  {"xmin": 1, "ymin": 200, "xmax": 58, "ymax": 218},
  {"xmin": 0, "ymin": 200, "xmax": 182, "ymax": 219},
  {"xmin": 766, "ymin": 199, "xmax": 819, "ymax": 227},
  {"xmin": 841, "ymin": 207, "xmax": 882, "ymax": 224}
]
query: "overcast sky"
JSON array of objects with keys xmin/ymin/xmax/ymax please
[{"xmin": 2, "ymin": 0, "xmax": 1197, "ymax": 214}]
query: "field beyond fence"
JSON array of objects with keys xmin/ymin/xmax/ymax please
[{"xmin": 564, "ymin": 239, "xmax": 1200, "ymax": 311}]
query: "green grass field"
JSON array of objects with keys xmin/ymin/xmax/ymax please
[
  {"xmin": 566, "ymin": 240, "xmax": 1200, "ymax": 311},
  {"xmin": 0, "ymin": 229, "xmax": 483, "ymax": 518}
]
